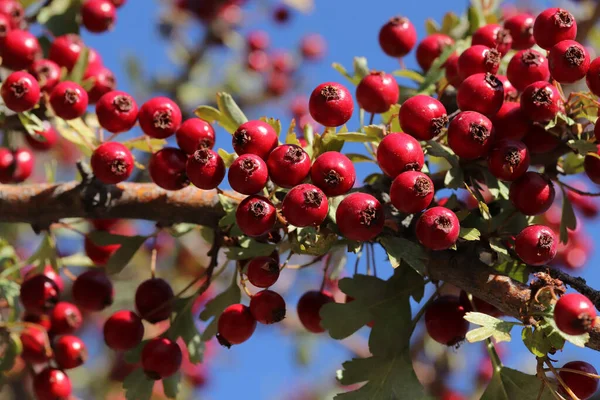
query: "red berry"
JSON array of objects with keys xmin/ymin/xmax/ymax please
[
  {"xmin": 135, "ymin": 278, "xmax": 174, "ymax": 323},
  {"xmin": 49, "ymin": 81, "xmax": 88, "ymax": 120},
  {"xmin": 141, "ymin": 337, "xmax": 182, "ymax": 379},
  {"xmin": 81, "ymin": 0, "xmax": 116, "ymax": 33},
  {"xmin": 378, "ymin": 16, "xmax": 417, "ymax": 58},
  {"xmin": 96, "ymin": 91, "xmax": 138, "ymax": 133},
  {"xmin": 1, "ymin": 30, "xmax": 40, "ymax": 70},
  {"xmin": 235, "ymin": 195, "xmax": 276, "ymax": 237},
  {"xmin": 390, "ymin": 171, "xmax": 434, "ymax": 214},
  {"xmin": 585, "ymin": 145, "xmax": 600, "ymax": 184},
  {"xmin": 522, "ymin": 125, "xmax": 560, "ymax": 155},
  {"xmin": 554, "ymin": 293, "xmax": 597, "ymax": 335},
  {"xmin": 265, "ymin": 71, "xmax": 290, "ymax": 97},
  {"xmin": 0, "ymin": 0, "xmax": 23, "ymax": 29},
  {"xmin": 273, "ymin": 5, "xmax": 289, "ymax": 23},
  {"xmin": 247, "ymin": 30, "xmax": 269, "ymax": 51},
  {"xmin": 246, "ymin": 50, "xmax": 269, "ymax": 72},
  {"xmin": 533, "ymin": 8, "xmax": 577, "ymax": 50},
  {"xmin": 520, "ymin": 81, "xmax": 562, "ymax": 122},
  {"xmin": 509, "ymin": 172, "xmax": 555, "ymax": 215},
  {"xmin": 228, "ymin": 154, "xmax": 269, "ymax": 195},
  {"xmin": 310, "ymin": 151, "xmax": 355, "ymax": 196},
  {"xmin": 54, "ymin": 335, "xmax": 87, "ymax": 370},
  {"xmin": 91, "ymin": 218, "xmax": 119, "ymax": 231},
  {"xmin": 149, "ymin": 147, "xmax": 189, "ymax": 190},
  {"xmin": 266, "ymin": 144, "xmax": 311, "ymax": 188},
  {"xmin": 549, "ymin": 40, "xmax": 590, "ymax": 83},
  {"xmin": 297, "ymin": 291, "xmax": 333, "ymax": 333},
  {"xmin": 491, "ymin": 102, "xmax": 529, "ymax": 141},
  {"xmin": 376, "ymin": 132, "xmax": 424, "ymax": 177},
  {"xmin": 246, "ymin": 256, "xmax": 280, "ymax": 288},
  {"xmin": 399, "ymin": 94, "xmax": 448, "ymax": 141},
  {"xmin": 444, "ymin": 53, "xmax": 462, "ymax": 88},
  {"xmin": 50, "ymin": 302, "xmax": 82, "ymax": 335},
  {"xmin": 472, "ymin": 24, "xmax": 513, "ymax": 56},
  {"xmin": 186, "ymin": 148, "xmax": 225, "ymax": 190},
  {"xmin": 217, "ymin": 304, "xmax": 257, "ymax": 346},
  {"xmin": 1, "ymin": 71, "xmax": 40, "ymax": 112},
  {"xmin": 84, "ymin": 65, "xmax": 116, "ymax": 104},
  {"xmin": 72, "ymin": 269, "xmax": 114, "ymax": 311},
  {"xmin": 416, "ymin": 33, "xmax": 454, "ymax": 72},
  {"xmin": 457, "ymin": 73, "xmax": 504, "ymax": 116},
  {"xmin": 459, "ymin": 290, "xmax": 503, "ymax": 318},
  {"xmin": 448, "ymin": 111, "xmax": 494, "ymax": 160},
  {"xmin": 20, "ymin": 274, "xmax": 60, "ymax": 315},
  {"xmin": 0, "ymin": 147, "xmax": 33, "ymax": 183},
  {"xmin": 504, "ymin": 13, "xmax": 535, "ymax": 50},
  {"xmin": 29, "ymin": 59, "xmax": 61, "ymax": 92},
  {"xmin": 20, "ymin": 326, "xmax": 51, "ymax": 363},
  {"xmin": 232, "ymin": 120, "xmax": 278, "ymax": 159},
  {"xmin": 507, "ymin": 49, "xmax": 550, "ymax": 91},
  {"xmin": 587, "ymin": 57, "xmax": 600, "ymax": 96},
  {"xmin": 91, "ymin": 142, "xmax": 134, "ymax": 184},
  {"xmin": 308, "ymin": 82, "xmax": 354, "ymax": 127},
  {"xmin": 250, "ymin": 289, "xmax": 286, "ymax": 324},
  {"xmin": 559, "ymin": 361, "xmax": 598, "ymax": 400},
  {"xmin": 139, "ymin": 97, "xmax": 182, "ymax": 139},
  {"xmin": 271, "ymin": 51, "xmax": 295, "ymax": 73},
  {"xmin": 416, "ymin": 207, "xmax": 460, "ymax": 250},
  {"xmin": 300, "ymin": 33, "xmax": 325, "ymax": 60},
  {"xmin": 28, "ymin": 265, "xmax": 64, "ymax": 292},
  {"xmin": 34, "ymin": 368, "xmax": 72, "ymax": 400},
  {"xmin": 355, "ymin": 71, "xmax": 399, "ymax": 114},
  {"xmin": 110, "ymin": 0, "xmax": 126, "ymax": 7},
  {"xmin": 487, "ymin": 140, "xmax": 530, "ymax": 181},
  {"xmin": 23, "ymin": 313, "xmax": 52, "ymax": 331},
  {"xmin": 457, "ymin": 45, "xmax": 500, "ymax": 81},
  {"xmin": 0, "ymin": 14, "xmax": 10, "ymax": 42},
  {"xmin": 49, "ymin": 34, "xmax": 84, "ymax": 71},
  {"xmin": 103, "ymin": 310, "xmax": 144, "ymax": 350},
  {"xmin": 336, "ymin": 192, "xmax": 384, "ymax": 241},
  {"xmin": 497, "ymin": 75, "xmax": 518, "ymax": 101},
  {"xmin": 515, "ymin": 224, "xmax": 557, "ymax": 265},
  {"xmin": 176, "ymin": 118, "xmax": 215, "ymax": 153},
  {"xmin": 282, "ymin": 184, "xmax": 328, "ymax": 227},
  {"xmin": 425, "ymin": 296, "xmax": 468, "ymax": 346},
  {"xmin": 85, "ymin": 233, "xmax": 120, "ymax": 265},
  {"xmin": 24, "ymin": 124, "xmax": 57, "ymax": 152}
]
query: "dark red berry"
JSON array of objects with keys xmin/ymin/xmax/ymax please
[
  {"xmin": 416, "ymin": 33, "xmax": 454, "ymax": 72},
  {"xmin": 390, "ymin": 171, "xmax": 434, "ymax": 214},
  {"xmin": 49, "ymin": 81, "xmax": 88, "ymax": 120},
  {"xmin": 266, "ymin": 144, "xmax": 311, "ymax": 188},
  {"xmin": 355, "ymin": 71, "xmax": 399, "ymax": 114},
  {"xmin": 472, "ymin": 24, "xmax": 513, "ymax": 56},
  {"xmin": 510, "ymin": 172, "xmax": 555, "ymax": 215},
  {"xmin": 81, "ymin": 0, "xmax": 116, "ymax": 33},
  {"xmin": 235, "ymin": 195, "xmax": 276, "ymax": 237},
  {"xmin": 487, "ymin": 140, "xmax": 530, "ymax": 181},
  {"xmin": 459, "ymin": 290, "xmax": 503, "ymax": 318},
  {"xmin": 273, "ymin": 5, "xmax": 289, "ymax": 24},
  {"xmin": 91, "ymin": 142, "xmax": 134, "ymax": 184},
  {"xmin": 0, "ymin": 13, "xmax": 10, "ymax": 42},
  {"xmin": 25, "ymin": 124, "xmax": 58, "ymax": 151},
  {"xmin": 399, "ymin": 94, "xmax": 447, "ymax": 141},
  {"xmin": 448, "ymin": 111, "xmax": 494, "ymax": 160},
  {"xmin": 378, "ymin": 16, "xmax": 416, "ymax": 58},
  {"xmin": 549, "ymin": 40, "xmax": 590, "ymax": 83},
  {"xmin": 444, "ymin": 53, "xmax": 462, "ymax": 88},
  {"xmin": 176, "ymin": 118, "xmax": 215, "ymax": 153},
  {"xmin": 110, "ymin": 0, "xmax": 126, "ymax": 8},
  {"xmin": 232, "ymin": 120, "xmax": 278, "ymax": 160},
  {"xmin": 457, "ymin": 45, "xmax": 500, "ymax": 81},
  {"xmin": 515, "ymin": 224, "xmax": 557, "ymax": 265},
  {"xmin": 96, "ymin": 91, "xmax": 138, "ymax": 133},
  {"xmin": 29, "ymin": 59, "xmax": 61, "ymax": 92},
  {"xmin": 149, "ymin": 147, "xmax": 189, "ymax": 190},
  {"xmin": 139, "ymin": 97, "xmax": 182, "ymax": 139},
  {"xmin": 1, "ymin": 30, "xmax": 40, "ymax": 70},
  {"xmin": 336, "ymin": 192, "xmax": 384, "ymax": 241},
  {"xmin": 246, "ymin": 256, "xmax": 280, "ymax": 288},
  {"xmin": 1, "ymin": 71, "xmax": 40, "ymax": 112},
  {"xmin": 20, "ymin": 274, "xmax": 60, "ymax": 315},
  {"xmin": 0, "ymin": 0, "xmax": 23, "ymax": 29},
  {"xmin": 282, "ymin": 184, "xmax": 328, "ymax": 227},
  {"xmin": 217, "ymin": 304, "xmax": 257, "ymax": 346},
  {"xmin": 54, "ymin": 335, "xmax": 87, "ymax": 370},
  {"xmin": 507, "ymin": 49, "xmax": 550, "ymax": 91},
  {"xmin": 308, "ymin": 82, "xmax": 354, "ymax": 127},
  {"xmin": 135, "ymin": 278, "xmax": 174, "ymax": 323},
  {"xmin": 300, "ymin": 33, "xmax": 325, "ymax": 60},
  {"xmin": 84, "ymin": 65, "xmax": 116, "ymax": 104},
  {"xmin": 72, "ymin": 269, "xmax": 114, "ymax": 311},
  {"xmin": 85, "ymin": 233, "xmax": 120, "ymax": 265},
  {"xmin": 49, "ymin": 34, "xmax": 86, "ymax": 71},
  {"xmin": 504, "ymin": 13, "xmax": 535, "ymax": 50},
  {"xmin": 533, "ymin": 8, "xmax": 577, "ymax": 50},
  {"xmin": 34, "ymin": 265, "xmax": 64, "ymax": 292},
  {"xmin": 559, "ymin": 361, "xmax": 599, "ymax": 400},
  {"xmin": 186, "ymin": 148, "xmax": 225, "ymax": 190},
  {"xmin": 0, "ymin": 147, "xmax": 34, "ymax": 183},
  {"xmin": 20, "ymin": 326, "xmax": 51, "ymax": 363},
  {"xmin": 585, "ymin": 145, "xmax": 600, "ymax": 184},
  {"xmin": 587, "ymin": 57, "xmax": 600, "ymax": 96},
  {"xmin": 50, "ymin": 302, "xmax": 82, "ymax": 335},
  {"xmin": 497, "ymin": 75, "xmax": 518, "ymax": 101},
  {"xmin": 554, "ymin": 293, "xmax": 597, "ymax": 335},
  {"xmin": 247, "ymin": 30, "xmax": 269, "ymax": 51},
  {"xmin": 520, "ymin": 81, "xmax": 562, "ymax": 122},
  {"xmin": 34, "ymin": 368, "xmax": 72, "ymax": 400},
  {"xmin": 250, "ymin": 290, "xmax": 286, "ymax": 324},
  {"xmin": 103, "ymin": 310, "xmax": 144, "ymax": 350},
  {"xmin": 416, "ymin": 206, "xmax": 460, "ymax": 250},
  {"xmin": 297, "ymin": 291, "xmax": 334, "ymax": 333},
  {"xmin": 91, "ymin": 218, "xmax": 119, "ymax": 231},
  {"xmin": 522, "ymin": 125, "xmax": 560, "ymax": 155},
  {"xmin": 228, "ymin": 153, "xmax": 269, "ymax": 195},
  {"xmin": 425, "ymin": 296, "xmax": 468, "ymax": 346},
  {"xmin": 376, "ymin": 132, "xmax": 424, "ymax": 177},
  {"xmin": 491, "ymin": 102, "xmax": 529, "ymax": 141},
  {"xmin": 141, "ymin": 337, "xmax": 182, "ymax": 379},
  {"xmin": 310, "ymin": 151, "xmax": 355, "ymax": 196},
  {"xmin": 457, "ymin": 73, "xmax": 504, "ymax": 116}
]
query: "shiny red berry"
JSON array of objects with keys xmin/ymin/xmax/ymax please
[
  {"xmin": 246, "ymin": 256, "xmax": 280, "ymax": 288},
  {"xmin": 585, "ymin": 145, "xmax": 600, "ymax": 184},
  {"xmin": 444, "ymin": 53, "xmax": 462, "ymax": 88},
  {"xmin": 310, "ymin": 151, "xmax": 355, "ymax": 196},
  {"xmin": 457, "ymin": 72, "xmax": 504, "ymax": 116},
  {"xmin": 282, "ymin": 184, "xmax": 328, "ymax": 227},
  {"xmin": 29, "ymin": 59, "xmax": 61, "ymax": 92},
  {"xmin": 176, "ymin": 118, "xmax": 215, "ymax": 153},
  {"xmin": 186, "ymin": 148, "xmax": 225, "ymax": 190},
  {"xmin": 416, "ymin": 33, "xmax": 454, "ymax": 72},
  {"xmin": 487, "ymin": 140, "xmax": 530, "ymax": 181},
  {"xmin": 587, "ymin": 57, "xmax": 600, "ymax": 96},
  {"xmin": 235, "ymin": 195, "xmax": 276, "ymax": 237},
  {"xmin": 247, "ymin": 30, "xmax": 269, "ymax": 51},
  {"xmin": 549, "ymin": 40, "xmax": 590, "ymax": 83},
  {"xmin": 81, "ymin": 0, "xmax": 116, "ymax": 33},
  {"xmin": 378, "ymin": 16, "xmax": 416, "ymax": 58},
  {"xmin": 507, "ymin": 49, "xmax": 550, "ymax": 91},
  {"xmin": 515, "ymin": 224, "xmax": 557, "ymax": 265},
  {"xmin": 149, "ymin": 147, "xmax": 189, "ymax": 191},
  {"xmin": 217, "ymin": 304, "xmax": 257, "ymax": 346},
  {"xmin": 390, "ymin": 170, "xmax": 434, "ymax": 214},
  {"xmin": 103, "ymin": 310, "xmax": 144, "ymax": 350},
  {"xmin": 34, "ymin": 368, "xmax": 72, "ymax": 400},
  {"xmin": 510, "ymin": 172, "xmax": 555, "ymax": 215},
  {"xmin": 554, "ymin": 293, "xmax": 596, "ymax": 335},
  {"xmin": 520, "ymin": 81, "xmax": 562, "ymax": 122},
  {"xmin": 228, "ymin": 153, "xmax": 269, "ymax": 195},
  {"xmin": 20, "ymin": 326, "xmax": 51, "ymax": 364},
  {"xmin": 141, "ymin": 337, "xmax": 182, "ymax": 379},
  {"xmin": 504, "ymin": 13, "xmax": 535, "ymax": 50},
  {"xmin": 1, "ymin": 30, "xmax": 40, "ymax": 70},
  {"xmin": 491, "ymin": 102, "xmax": 529, "ymax": 141},
  {"xmin": 139, "ymin": 97, "xmax": 182, "ymax": 139},
  {"xmin": 72, "ymin": 269, "xmax": 114, "ymax": 311},
  {"xmin": 50, "ymin": 302, "xmax": 82, "ymax": 335},
  {"xmin": 24, "ymin": 124, "xmax": 56, "ymax": 152},
  {"xmin": 250, "ymin": 289, "xmax": 286, "ymax": 324},
  {"xmin": 49, "ymin": 34, "xmax": 86, "ymax": 70},
  {"xmin": 84, "ymin": 65, "xmax": 116, "ymax": 104},
  {"xmin": 246, "ymin": 50, "xmax": 269, "ymax": 72},
  {"xmin": 91, "ymin": 142, "xmax": 134, "ymax": 184},
  {"xmin": 522, "ymin": 125, "xmax": 560, "ymax": 155},
  {"xmin": 232, "ymin": 120, "xmax": 278, "ymax": 159},
  {"xmin": 271, "ymin": 51, "xmax": 295, "ymax": 73},
  {"xmin": 355, "ymin": 71, "xmax": 399, "ymax": 114},
  {"xmin": 472, "ymin": 24, "xmax": 513, "ymax": 56},
  {"xmin": 1, "ymin": 71, "xmax": 40, "ymax": 112},
  {"xmin": 297, "ymin": 291, "xmax": 334, "ymax": 333},
  {"xmin": 96, "ymin": 91, "xmax": 138, "ymax": 133},
  {"xmin": 425, "ymin": 296, "xmax": 468, "ymax": 346},
  {"xmin": 300, "ymin": 33, "xmax": 325, "ymax": 60},
  {"xmin": 135, "ymin": 278, "xmax": 174, "ymax": 323},
  {"xmin": 266, "ymin": 144, "xmax": 311, "ymax": 188},
  {"xmin": 20, "ymin": 274, "xmax": 60, "ymax": 315},
  {"xmin": 533, "ymin": 8, "xmax": 577, "ymax": 50},
  {"xmin": 49, "ymin": 81, "xmax": 88, "ymax": 120},
  {"xmin": 336, "ymin": 192, "xmax": 384, "ymax": 241},
  {"xmin": 416, "ymin": 207, "xmax": 460, "ymax": 250},
  {"xmin": 399, "ymin": 94, "xmax": 448, "ymax": 141},
  {"xmin": 457, "ymin": 45, "xmax": 500, "ymax": 81},
  {"xmin": 85, "ymin": 233, "xmax": 120, "ymax": 265},
  {"xmin": 0, "ymin": 0, "xmax": 23, "ymax": 29},
  {"xmin": 54, "ymin": 335, "xmax": 87, "ymax": 370},
  {"xmin": 559, "ymin": 361, "xmax": 598, "ymax": 400},
  {"xmin": 0, "ymin": 147, "xmax": 34, "ymax": 183},
  {"xmin": 309, "ymin": 82, "xmax": 354, "ymax": 127},
  {"xmin": 448, "ymin": 111, "xmax": 494, "ymax": 160},
  {"xmin": 376, "ymin": 132, "xmax": 424, "ymax": 177}
]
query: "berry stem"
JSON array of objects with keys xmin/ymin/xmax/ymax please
[
  {"xmin": 238, "ymin": 262, "xmax": 253, "ymax": 298},
  {"xmin": 557, "ymin": 179, "xmax": 600, "ymax": 197},
  {"xmin": 320, "ymin": 254, "xmax": 332, "ymax": 291},
  {"xmin": 369, "ymin": 243, "xmax": 377, "ymax": 278},
  {"xmin": 279, "ymin": 251, "xmax": 294, "ymax": 271},
  {"xmin": 369, "ymin": 112, "xmax": 375, "ymax": 125},
  {"xmin": 543, "ymin": 368, "xmax": 600, "ymax": 380},
  {"xmin": 545, "ymin": 358, "xmax": 581, "ymax": 400},
  {"xmin": 150, "ymin": 245, "xmax": 157, "ymax": 279},
  {"xmin": 353, "ymin": 244, "xmax": 364, "ymax": 275}
]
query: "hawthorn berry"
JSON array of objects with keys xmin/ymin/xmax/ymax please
[
  {"xmin": 247, "ymin": 256, "xmax": 280, "ymax": 288},
  {"xmin": 135, "ymin": 278, "xmax": 174, "ymax": 323},
  {"xmin": 336, "ymin": 192, "xmax": 384, "ymax": 241},
  {"xmin": 266, "ymin": 144, "xmax": 311, "ymax": 188},
  {"xmin": 416, "ymin": 33, "xmax": 454, "ymax": 72},
  {"xmin": 520, "ymin": 81, "xmax": 562, "ymax": 122},
  {"xmin": 49, "ymin": 34, "xmax": 84, "ymax": 71},
  {"xmin": 533, "ymin": 8, "xmax": 577, "ymax": 50},
  {"xmin": 29, "ymin": 59, "xmax": 61, "ymax": 92},
  {"xmin": 176, "ymin": 118, "xmax": 215, "ymax": 153},
  {"xmin": 232, "ymin": 120, "xmax": 278, "ymax": 159},
  {"xmin": 217, "ymin": 304, "xmax": 257, "ymax": 346},
  {"xmin": 376, "ymin": 132, "xmax": 424, "ymax": 177},
  {"xmin": 416, "ymin": 207, "xmax": 460, "ymax": 250},
  {"xmin": 444, "ymin": 53, "xmax": 462, "ymax": 88},
  {"xmin": 378, "ymin": 16, "xmax": 416, "ymax": 58},
  {"xmin": 355, "ymin": 71, "xmax": 399, "ymax": 114},
  {"xmin": 34, "ymin": 368, "xmax": 72, "ymax": 400},
  {"xmin": 559, "ymin": 361, "xmax": 599, "ymax": 400},
  {"xmin": 84, "ymin": 65, "xmax": 116, "ymax": 103},
  {"xmin": 504, "ymin": 13, "xmax": 535, "ymax": 50},
  {"xmin": 72, "ymin": 269, "xmax": 114, "ymax": 311},
  {"xmin": 586, "ymin": 57, "xmax": 600, "ymax": 97},
  {"xmin": 297, "ymin": 291, "xmax": 334, "ymax": 333},
  {"xmin": 141, "ymin": 337, "xmax": 182, "ymax": 379},
  {"xmin": 54, "ymin": 335, "xmax": 87, "ymax": 370},
  {"xmin": 549, "ymin": 40, "xmax": 590, "ymax": 84},
  {"xmin": 81, "ymin": 0, "xmax": 116, "ymax": 33},
  {"xmin": 506, "ymin": 49, "xmax": 550, "ymax": 91},
  {"xmin": 282, "ymin": 184, "xmax": 328, "ymax": 227},
  {"xmin": 497, "ymin": 75, "xmax": 517, "ymax": 101},
  {"xmin": 308, "ymin": 82, "xmax": 354, "ymax": 127},
  {"xmin": 515, "ymin": 225, "xmax": 557, "ymax": 265},
  {"xmin": 459, "ymin": 290, "xmax": 503, "ymax": 318},
  {"xmin": 265, "ymin": 71, "xmax": 290, "ymax": 97},
  {"xmin": 139, "ymin": 97, "xmax": 182, "ymax": 139},
  {"xmin": 250, "ymin": 289, "xmax": 286, "ymax": 324},
  {"xmin": 1, "ymin": 71, "xmax": 40, "ymax": 112},
  {"xmin": 23, "ymin": 313, "xmax": 52, "ymax": 331},
  {"xmin": 300, "ymin": 33, "xmax": 326, "ymax": 60},
  {"xmin": 585, "ymin": 146, "xmax": 600, "ymax": 184},
  {"xmin": 20, "ymin": 326, "xmax": 51, "ymax": 363},
  {"xmin": 554, "ymin": 293, "xmax": 596, "ymax": 336},
  {"xmin": 25, "ymin": 124, "xmax": 58, "ymax": 151},
  {"xmin": 103, "ymin": 310, "xmax": 145, "ymax": 350},
  {"xmin": 247, "ymin": 30, "xmax": 269, "ymax": 51},
  {"xmin": 1, "ymin": 30, "xmax": 40, "ymax": 70},
  {"xmin": 457, "ymin": 45, "xmax": 500, "ymax": 81},
  {"xmin": 390, "ymin": 171, "xmax": 434, "ymax": 214},
  {"xmin": 85, "ymin": 233, "xmax": 120, "ymax": 265},
  {"xmin": 399, "ymin": 94, "xmax": 448, "ymax": 140},
  {"xmin": 0, "ymin": 0, "xmax": 23, "ymax": 29},
  {"xmin": 228, "ymin": 154, "xmax": 269, "ymax": 195},
  {"xmin": 91, "ymin": 142, "xmax": 134, "ymax": 184},
  {"xmin": 50, "ymin": 302, "xmax": 82, "ymax": 334},
  {"xmin": 235, "ymin": 195, "xmax": 276, "ymax": 237},
  {"xmin": 310, "ymin": 151, "xmax": 355, "ymax": 196},
  {"xmin": 447, "ymin": 111, "xmax": 494, "ymax": 160},
  {"xmin": 20, "ymin": 274, "xmax": 60, "ymax": 315},
  {"xmin": 509, "ymin": 172, "xmax": 555, "ymax": 215},
  {"xmin": 149, "ymin": 147, "xmax": 189, "ymax": 191},
  {"xmin": 457, "ymin": 73, "xmax": 504, "ymax": 116},
  {"xmin": 246, "ymin": 50, "xmax": 269, "ymax": 72},
  {"xmin": 472, "ymin": 24, "xmax": 513, "ymax": 56},
  {"xmin": 522, "ymin": 125, "xmax": 560, "ymax": 155},
  {"xmin": 424, "ymin": 296, "xmax": 469, "ymax": 346},
  {"xmin": 96, "ymin": 91, "xmax": 138, "ymax": 133},
  {"xmin": 487, "ymin": 140, "xmax": 530, "ymax": 181},
  {"xmin": 49, "ymin": 81, "xmax": 89, "ymax": 120},
  {"xmin": 0, "ymin": 14, "xmax": 10, "ymax": 42},
  {"xmin": 0, "ymin": 147, "xmax": 34, "ymax": 183},
  {"xmin": 491, "ymin": 102, "xmax": 529, "ymax": 141},
  {"xmin": 273, "ymin": 5, "xmax": 290, "ymax": 24},
  {"xmin": 186, "ymin": 148, "xmax": 226, "ymax": 190},
  {"xmin": 271, "ymin": 51, "xmax": 295, "ymax": 73}
]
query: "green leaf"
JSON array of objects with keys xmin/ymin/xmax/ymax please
[
  {"xmin": 481, "ymin": 367, "xmax": 554, "ymax": 400},
  {"xmin": 493, "ymin": 260, "xmax": 531, "ymax": 283},
  {"xmin": 260, "ymin": 116, "xmax": 282, "ymax": 136},
  {"xmin": 352, "ymin": 57, "xmax": 369, "ymax": 80},
  {"xmin": 345, "ymin": 153, "xmax": 374, "ymax": 163},
  {"xmin": 459, "ymin": 227, "xmax": 481, "ymax": 241},
  {"xmin": 25, "ymin": 234, "xmax": 59, "ymax": 272},
  {"xmin": 559, "ymin": 187, "xmax": 577, "ymax": 244},
  {"xmin": 444, "ymin": 166, "xmax": 464, "ymax": 189},
  {"xmin": 426, "ymin": 141, "xmax": 458, "ymax": 167},
  {"xmin": 332, "ymin": 62, "xmax": 359, "ymax": 85},
  {"xmin": 331, "ymin": 132, "xmax": 376, "ymax": 143},
  {"xmin": 123, "ymin": 340, "xmax": 149, "ymax": 364},
  {"xmin": 567, "ymin": 139, "xmax": 597, "ymax": 155},
  {"xmin": 378, "ymin": 236, "xmax": 428, "ymax": 275},
  {"xmin": 285, "ymin": 119, "xmax": 300, "ymax": 145},
  {"xmin": 162, "ymin": 372, "xmax": 181, "ymax": 399},
  {"xmin": 68, "ymin": 46, "xmax": 89, "ymax": 84},
  {"xmin": 0, "ymin": 333, "xmax": 21, "ymax": 372},
  {"xmin": 122, "ymin": 137, "xmax": 167, "ymax": 153},
  {"xmin": 217, "ymin": 92, "xmax": 248, "ymax": 130},
  {"xmin": 425, "ymin": 18, "xmax": 440, "ymax": 34},
  {"xmin": 123, "ymin": 369, "xmax": 154, "ymax": 400},
  {"xmin": 543, "ymin": 315, "xmax": 589, "ymax": 348},
  {"xmin": 363, "ymin": 125, "xmax": 385, "ymax": 140},
  {"xmin": 88, "ymin": 232, "xmax": 148, "ymax": 275},
  {"xmin": 60, "ymin": 253, "xmax": 94, "ymax": 267},
  {"xmin": 467, "ymin": 1, "xmax": 486, "ymax": 34},
  {"xmin": 217, "ymin": 148, "xmax": 236, "ymax": 168},
  {"xmin": 194, "ymin": 106, "xmax": 222, "ymax": 124},
  {"xmin": 561, "ymin": 153, "xmax": 585, "ymax": 175},
  {"xmin": 464, "ymin": 312, "xmax": 518, "ymax": 343},
  {"xmin": 392, "ymin": 69, "xmax": 425, "ymax": 84},
  {"xmin": 168, "ymin": 299, "xmax": 204, "ymax": 364},
  {"xmin": 441, "ymin": 12, "xmax": 461, "ymax": 34},
  {"xmin": 290, "ymin": 227, "xmax": 338, "ymax": 256},
  {"xmin": 488, "ymin": 238, "xmax": 511, "ymax": 264},
  {"xmin": 199, "ymin": 273, "xmax": 241, "ymax": 341},
  {"xmin": 521, "ymin": 322, "xmax": 565, "ymax": 357},
  {"xmin": 18, "ymin": 112, "xmax": 46, "ymax": 136},
  {"xmin": 225, "ymin": 238, "xmax": 277, "ymax": 260},
  {"xmin": 0, "ymin": 279, "xmax": 20, "ymax": 321},
  {"xmin": 37, "ymin": 0, "xmax": 80, "ymax": 35}
]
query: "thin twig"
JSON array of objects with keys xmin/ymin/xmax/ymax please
[{"xmin": 557, "ymin": 180, "xmax": 600, "ymax": 197}]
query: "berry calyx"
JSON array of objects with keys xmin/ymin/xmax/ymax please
[
  {"xmin": 235, "ymin": 195, "xmax": 276, "ymax": 237},
  {"xmin": 186, "ymin": 148, "xmax": 226, "ymax": 190},
  {"xmin": 247, "ymin": 256, "xmax": 280, "ymax": 288},
  {"xmin": 457, "ymin": 45, "xmax": 500, "ymax": 80},
  {"xmin": 310, "ymin": 151, "xmax": 356, "ymax": 196},
  {"xmin": 355, "ymin": 71, "xmax": 399, "ymax": 114},
  {"xmin": 141, "ymin": 337, "xmax": 182, "ymax": 379},
  {"xmin": 176, "ymin": 118, "xmax": 215, "ymax": 154},
  {"xmin": 297, "ymin": 291, "xmax": 334, "ymax": 333},
  {"xmin": 554, "ymin": 293, "xmax": 597, "ymax": 335},
  {"xmin": 103, "ymin": 310, "xmax": 145, "ymax": 350},
  {"xmin": 72, "ymin": 269, "xmax": 114, "ymax": 311},
  {"xmin": 139, "ymin": 97, "xmax": 182, "ymax": 139},
  {"xmin": 376, "ymin": 132, "xmax": 424, "ymax": 177},
  {"xmin": 50, "ymin": 302, "xmax": 82, "ymax": 335},
  {"xmin": 95, "ymin": 91, "xmax": 139, "ymax": 133},
  {"xmin": 282, "ymin": 184, "xmax": 328, "ymax": 227},
  {"xmin": 336, "ymin": 192, "xmax": 385, "ymax": 241},
  {"xmin": 416, "ymin": 206, "xmax": 460, "ymax": 250},
  {"xmin": 49, "ymin": 81, "xmax": 89, "ymax": 120},
  {"xmin": 217, "ymin": 304, "xmax": 257, "ymax": 347},
  {"xmin": 509, "ymin": 172, "xmax": 555, "ymax": 215},
  {"xmin": 1, "ymin": 71, "xmax": 40, "ymax": 112},
  {"xmin": 506, "ymin": 49, "xmax": 550, "ymax": 91},
  {"xmin": 228, "ymin": 153, "xmax": 269, "ymax": 195},
  {"xmin": 250, "ymin": 289, "xmax": 286, "ymax": 324},
  {"xmin": 416, "ymin": 33, "xmax": 454, "ymax": 72},
  {"xmin": 378, "ymin": 16, "xmax": 417, "ymax": 58},
  {"xmin": 558, "ymin": 361, "xmax": 599, "ymax": 400},
  {"xmin": 308, "ymin": 82, "xmax": 354, "ymax": 127},
  {"xmin": 91, "ymin": 142, "xmax": 134, "ymax": 184},
  {"xmin": 54, "ymin": 335, "xmax": 87, "ymax": 370},
  {"xmin": 472, "ymin": 24, "xmax": 513, "ymax": 56},
  {"xmin": 232, "ymin": 120, "xmax": 278, "ymax": 160},
  {"xmin": 149, "ymin": 147, "xmax": 189, "ymax": 191},
  {"xmin": 390, "ymin": 171, "xmax": 434, "ymax": 214},
  {"xmin": 34, "ymin": 368, "xmax": 72, "ymax": 400},
  {"xmin": 487, "ymin": 140, "xmax": 530, "ymax": 181},
  {"xmin": 81, "ymin": 0, "xmax": 117, "ymax": 33},
  {"xmin": 515, "ymin": 224, "xmax": 558, "ymax": 265},
  {"xmin": 135, "ymin": 278, "xmax": 174, "ymax": 323},
  {"xmin": 20, "ymin": 274, "xmax": 60, "ymax": 315},
  {"xmin": 520, "ymin": 81, "xmax": 562, "ymax": 122},
  {"xmin": 447, "ymin": 111, "xmax": 495, "ymax": 160},
  {"xmin": 533, "ymin": 8, "xmax": 577, "ymax": 50},
  {"xmin": 456, "ymin": 72, "xmax": 504, "ymax": 116},
  {"xmin": 424, "ymin": 296, "xmax": 469, "ymax": 346},
  {"xmin": 266, "ymin": 144, "xmax": 311, "ymax": 188}
]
